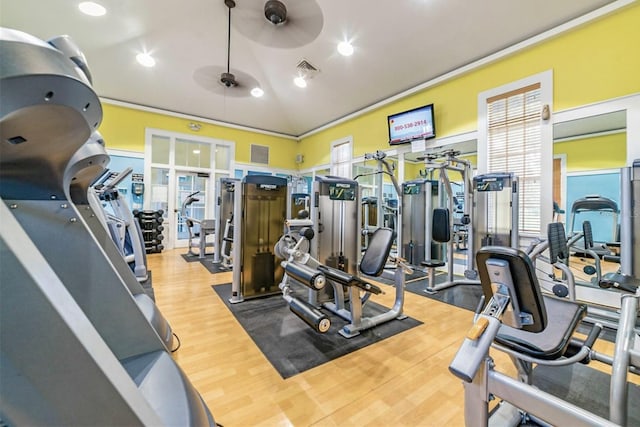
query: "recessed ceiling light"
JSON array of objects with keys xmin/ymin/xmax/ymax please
[
  {"xmin": 251, "ymin": 87, "xmax": 264, "ymax": 98},
  {"xmin": 337, "ymin": 41, "xmax": 354, "ymax": 56},
  {"xmin": 294, "ymin": 76, "xmax": 307, "ymax": 88},
  {"xmin": 136, "ymin": 52, "xmax": 156, "ymax": 67},
  {"xmin": 78, "ymin": 2, "xmax": 106, "ymax": 16},
  {"xmin": 192, "ymin": 149, "xmax": 201, "ymax": 154}
]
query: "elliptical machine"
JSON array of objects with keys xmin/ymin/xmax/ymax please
[
  {"xmin": 0, "ymin": 28, "xmax": 215, "ymax": 426},
  {"xmin": 92, "ymin": 167, "xmax": 150, "ymax": 284}
]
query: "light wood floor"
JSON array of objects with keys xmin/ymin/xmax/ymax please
[{"xmin": 147, "ymin": 249, "xmax": 629, "ymax": 427}]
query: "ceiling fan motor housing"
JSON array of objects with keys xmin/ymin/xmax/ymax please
[
  {"xmin": 265, "ymin": 0, "xmax": 287, "ymax": 25},
  {"xmin": 220, "ymin": 72, "xmax": 238, "ymax": 87}
]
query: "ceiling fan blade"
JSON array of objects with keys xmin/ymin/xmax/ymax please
[{"xmin": 193, "ymin": 65, "xmax": 260, "ymax": 97}]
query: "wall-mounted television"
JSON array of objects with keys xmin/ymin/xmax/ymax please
[{"xmin": 387, "ymin": 104, "xmax": 435, "ymax": 145}]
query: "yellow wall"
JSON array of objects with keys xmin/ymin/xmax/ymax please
[
  {"xmin": 99, "ymin": 103, "xmax": 298, "ymax": 169},
  {"xmin": 299, "ymin": 3, "xmax": 640, "ymax": 166},
  {"xmin": 404, "ymin": 162, "xmax": 424, "ymax": 181},
  {"xmin": 97, "ymin": 4, "xmax": 639, "ymax": 172},
  {"xmin": 554, "ymin": 132, "xmax": 626, "ymax": 172}
]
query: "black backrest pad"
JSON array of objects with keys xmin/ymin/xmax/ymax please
[
  {"xmin": 432, "ymin": 208, "xmax": 450, "ymax": 243},
  {"xmin": 547, "ymin": 222, "xmax": 569, "ymax": 263},
  {"xmin": 476, "ymin": 246, "xmax": 547, "ymax": 333},
  {"xmin": 360, "ymin": 227, "xmax": 395, "ymax": 277},
  {"xmin": 582, "ymin": 221, "xmax": 593, "ymax": 249}
]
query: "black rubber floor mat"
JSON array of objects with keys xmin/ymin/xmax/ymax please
[
  {"xmin": 199, "ymin": 259, "xmax": 231, "ymax": 274},
  {"xmin": 533, "ymin": 363, "xmax": 639, "ymax": 424},
  {"xmin": 404, "ymin": 275, "xmax": 484, "ymax": 312},
  {"xmin": 212, "ymin": 283, "xmax": 422, "ymax": 379}
]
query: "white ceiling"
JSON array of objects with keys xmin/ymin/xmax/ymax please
[{"xmin": 0, "ymin": 0, "xmax": 617, "ymax": 137}]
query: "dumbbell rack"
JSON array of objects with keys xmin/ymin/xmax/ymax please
[{"xmin": 133, "ymin": 210, "xmax": 165, "ymax": 253}]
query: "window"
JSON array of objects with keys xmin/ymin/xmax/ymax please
[
  {"xmin": 478, "ymin": 70, "xmax": 553, "ymax": 238},
  {"xmin": 487, "ymin": 83, "xmax": 542, "ymax": 234},
  {"xmin": 331, "ymin": 137, "xmax": 352, "ymax": 178}
]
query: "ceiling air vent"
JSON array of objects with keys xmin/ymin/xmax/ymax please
[
  {"xmin": 251, "ymin": 144, "xmax": 269, "ymax": 165},
  {"xmin": 296, "ymin": 59, "xmax": 319, "ymax": 78}
]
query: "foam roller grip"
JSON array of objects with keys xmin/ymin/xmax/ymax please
[
  {"xmin": 289, "ymin": 297, "xmax": 330, "ymax": 333},
  {"xmin": 285, "ymin": 262, "xmax": 326, "ymax": 290}
]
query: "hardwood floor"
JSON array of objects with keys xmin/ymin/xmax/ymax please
[{"xmin": 147, "ymin": 249, "xmax": 631, "ymax": 427}]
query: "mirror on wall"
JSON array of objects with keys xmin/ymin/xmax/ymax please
[
  {"xmin": 552, "ymin": 110, "xmax": 626, "ymax": 224},
  {"xmin": 552, "ymin": 110, "xmax": 626, "ymax": 290}
]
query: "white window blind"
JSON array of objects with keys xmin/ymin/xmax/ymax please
[
  {"xmin": 331, "ymin": 140, "xmax": 352, "ymax": 178},
  {"xmin": 487, "ymin": 83, "xmax": 542, "ymax": 234}
]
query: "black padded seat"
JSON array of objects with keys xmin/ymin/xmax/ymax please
[
  {"xmin": 315, "ymin": 227, "xmax": 393, "ymax": 296},
  {"xmin": 360, "ymin": 227, "xmax": 394, "ymax": 277},
  {"xmin": 601, "ymin": 272, "xmax": 640, "ymax": 293},
  {"xmin": 495, "ymin": 296, "xmax": 587, "ymax": 360},
  {"xmin": 421, "ymin": 259, "xmax": 445, "ymax": 268},
  {"xmin": 421, "ymin": 208, "xmax": 449, "ymax": 270}
]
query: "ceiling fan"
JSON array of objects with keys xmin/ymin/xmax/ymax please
[
  {"xmin": 193, "ymin": 0, "xmax": 261, "ymax": 98},
  {"xmin": 232, "ymin": 0, "xmax": 323, "ymax": 48}
]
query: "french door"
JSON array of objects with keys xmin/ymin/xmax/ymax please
[{"xmin": 145, "ymin": 129, "xmax": 233, "ymax": 250}]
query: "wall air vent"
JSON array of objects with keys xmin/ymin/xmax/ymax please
[{"xmin": 251, "ymin": 144, "xmax": 269, "ymax": 165}]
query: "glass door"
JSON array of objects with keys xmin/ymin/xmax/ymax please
[{"xmin": 175, "ymin": 171, "xmax": 209, "ymax": 247}]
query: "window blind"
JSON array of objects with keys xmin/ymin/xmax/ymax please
[{"xmin": 487, "ymin": 83, "xmax": 541, "ymax": 234}]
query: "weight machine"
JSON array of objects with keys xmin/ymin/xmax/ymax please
[
  {"xmin": 472, "ymin": 172, "xmax": 519, "ymax": 250},
  {"xmin": 449, "ymin": 246, "xmax": 639, "ymax": 426},
  {"xmin": 180, "ymin": 190, "xmax": 215, "ymax": 258},
  {"xmin": 416, "ymin": 149, "xmax": 477, "ymax": 292},
  {"xmin": 230, "ymin": 175, "xmax": 288, "ymax": 303},
  {"xmin": 276, "ymin": 219, "xmax": 412, "ymax": 338},
  {"xmin": 309, "ymin": 175, "xmax": 360, "ymax": 275},
  {"xmin": 290, "ymin": 192, "xmax": 311, "ymax": 219},
  {"xmin": 357, "ymin": 151, "xmax": 402, "ymax": 246},
  {"xmin": 213, "ymin": 177, "xmax": 238, "ymax": 268},
  {"xmin": 525, "ymin": 161, "xmax": 640, "ymax": 330},
  {"xmin": 619, "ymin": 160, "xmax": 639, "ymax": 278},
  {"xmin": 401, "ymin": 178, "xmax": 441, "ymax": 266}
]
